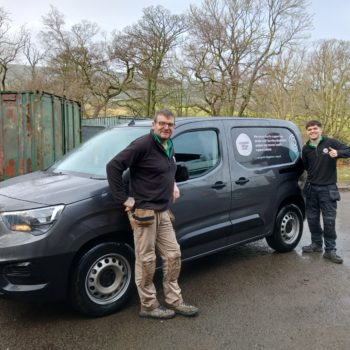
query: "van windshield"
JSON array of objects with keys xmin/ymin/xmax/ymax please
[{"xmin": 49, "ymin": 127, "xmax": 149, "ymax": 178}]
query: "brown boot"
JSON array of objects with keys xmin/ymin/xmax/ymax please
[
  {"xmin": 167, "ymin": 301, "xmax": 199, "ymax": 317},
  {"xmin": 139, "ymin": 305, "xmax": 175, "ymax": 319}
]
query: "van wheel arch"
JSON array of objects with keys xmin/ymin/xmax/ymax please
[
  {"xmin": 266, "ymin": 204, "xmax": 303, "ymax": 252},
  {"xmin": 70, "ymin": 241, "xmax": 135, "ymax": 317}
]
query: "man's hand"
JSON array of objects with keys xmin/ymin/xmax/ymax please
[
  {"xmin": 329, "ymin": 147, "xmax": 338, "ymax": 158},
  {"xmin": 123, "ymin": 197, "xmax": 135, "ymax": 212},
  {"xmin": 172, "ymin": 183, "xmax": 180, "ymax": 203}
]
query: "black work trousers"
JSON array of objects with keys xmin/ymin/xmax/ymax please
[{"xmin": 305, "ymin": 184, "xmax": 339, "ymax": 251}]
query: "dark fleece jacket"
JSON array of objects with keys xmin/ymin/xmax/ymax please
[
  {"xmin": 302, "ymin": 136, "xmax": 350, "ymax": 185},
  {"xmin": 106, "ymin": 131, "xmax": 177, "ymax": 211}
]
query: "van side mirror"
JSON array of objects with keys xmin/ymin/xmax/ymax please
[{"xmin": 175, "ymin": 162, "xmax": 189, "ymax": 182}]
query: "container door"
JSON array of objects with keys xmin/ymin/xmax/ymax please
[{"xmin": 0, "ymin": 92, "xmax": 33, "ymax": 180}]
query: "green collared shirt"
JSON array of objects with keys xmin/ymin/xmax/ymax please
[
  {"xmin": 152, "ymin": 131, "xmax": 173, "ymax": 158},
  {"xmin": 307, "ymin": 135, "xmax": 324, "ymax": 148}
]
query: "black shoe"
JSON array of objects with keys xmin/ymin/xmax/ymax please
[
  {"xmin": 302, "ymin": 243, "xmax": 323, "ymax": 253},
  {"xmin": 323, "ymin": 250, "xmax": 343, "ymax": 264}
]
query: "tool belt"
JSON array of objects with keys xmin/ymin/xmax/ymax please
[{"xmin": 130, "ymin": 208, "xmax": 155, "ymax": 227}]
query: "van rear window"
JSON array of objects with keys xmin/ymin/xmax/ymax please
[{"xmin": 231, "ymin": 127, "xmax": 299, "ymax": 168}]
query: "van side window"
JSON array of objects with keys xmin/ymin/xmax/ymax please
[
  {"xmin": 232, "ymin": 127, "xmax": 300, "ymax": 169},
  {"xmin": 173, "ymin": 130, "xmax": 220, "ymax": 178}
]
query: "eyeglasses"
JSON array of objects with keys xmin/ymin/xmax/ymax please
[{"xmin": 157, "ymin": 121, "xmax": 175, "ymax": 128}]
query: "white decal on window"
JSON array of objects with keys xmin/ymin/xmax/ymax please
[{"xmin": 236, "ymin": 133, "xmax": 253, "ymax": 156}]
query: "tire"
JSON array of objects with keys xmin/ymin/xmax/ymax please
[
  {"xmin": 71, "ymin": 242, "xmax": 134, "ymax": 317},
  {"xmin": 266, "ymin": 204, "xmax": 303, "ymax": 252}
]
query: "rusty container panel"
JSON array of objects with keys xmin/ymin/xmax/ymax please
[{"xmin": 0, "ymin": 91, "xmax": 81, "ymax": 181}]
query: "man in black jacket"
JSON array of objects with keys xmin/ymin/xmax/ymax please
[
  {"xmin": 106, "ymin": 110, "xmax": 198, "ymax": 319},
  {"xmin": 301, "ymin": 120, "xmax": 350, "ymax": 263}
]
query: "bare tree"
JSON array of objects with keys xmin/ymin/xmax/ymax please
[
  {"xmin": 0, "ymin": 7, "xmax": 28, "ymax": 91},
  {"xmin": 301, "ymin": 40, "xmax": 350, "ymax": 141},
  {"xmin": 119, "ymin": 5, "xmax": 187, "ymax": 116},
  {"xmin": 183, "ymin": 0, "xmax": 311, "ymax": 116},
  {"xmin": 41, "ymin": 7, "xmax": 95, "ymax": 103},
  {"xmin": 250, "ymin": 48, "xmax": 307, "ymax": 121},
  {"xmin": 22, "ymin": 36, "xmax": 46, "ymax": 89},
  {"xmin": 40, "ymin": 6, "xmax": 135, "ymax": 117}
]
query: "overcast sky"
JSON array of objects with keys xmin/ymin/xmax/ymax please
[{"xmin": 2, "ymin": 0, "xmax": 350, "ymax": 41}]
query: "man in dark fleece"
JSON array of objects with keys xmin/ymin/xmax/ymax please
[
  {"xmin": 301, "ymin": 120, "xmax": 350, "ymax": 264},
  {"xmin": 106, "ymin": 109, "xmax": 198, "ymax": 319}
]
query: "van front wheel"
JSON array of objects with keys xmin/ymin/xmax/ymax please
[
  {"xmin": 266, "ymin": 204, "xmax": 303, "ymax": 252},
  {"xmin": 71, "ymin": 242, "xmax": 134, "ymax": 317}
]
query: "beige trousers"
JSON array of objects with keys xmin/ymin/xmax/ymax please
[{"xmin": 130, "ymin": 210, "xmax": 183, "ymax": 311}]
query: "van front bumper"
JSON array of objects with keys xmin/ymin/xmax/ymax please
[{"xmin": 0, "ymin": 253, "xmax": 74, "ymax": 301}]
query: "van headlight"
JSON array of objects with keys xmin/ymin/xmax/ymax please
[{"xmin": 0, "ymin": 205, "xmax": 65, "ymax": 235}]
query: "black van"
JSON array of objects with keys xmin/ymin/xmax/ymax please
[{"xmin": 0, "ymin": 117, "xmax": 305, "ymax": 316}]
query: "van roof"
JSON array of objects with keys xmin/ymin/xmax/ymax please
[{"xmin": 124, "ymin": 116, "xmax": 299, "ymax": 130}]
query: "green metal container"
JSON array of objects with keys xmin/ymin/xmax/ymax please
[{"xmin": 0, "ymin": 91, "xmax": 81, "ymax": 181}]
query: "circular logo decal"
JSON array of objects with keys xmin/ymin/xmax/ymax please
[
  {"xmin": 288, "ymin": 134, "xmax": 298, "ymax": 154},
  {"xmin": 236, "ymin": 133, "xmax": 253, "ymax": 156},
  {"xmin": 323, "ymin": 148, "xmax": 329, "ymax": 154}
]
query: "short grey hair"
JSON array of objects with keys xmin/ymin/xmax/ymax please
[{"xmin": 153, "ymin": 109, "xmax": 175, "ymax": 122}]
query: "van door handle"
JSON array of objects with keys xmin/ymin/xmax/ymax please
[
  {"xmin": 211, "ymin": 181, "xmax": 226, "ymax": 189},
  {"xmin": 235, "ymin": 177, "xmax": 249, "ymax": 185}
]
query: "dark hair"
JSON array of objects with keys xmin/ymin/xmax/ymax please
[
  {"xmin": 154, "ymin": 109, "xmax": 175, "ymax": 122},
  {"xmin": 305, "ymin": 120, "xmax": 322, "ymax": 129}
]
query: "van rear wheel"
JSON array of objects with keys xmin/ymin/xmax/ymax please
[
  {"xmin": 71, "ymin": 242, "xmax": 134, "ymax": 317},
  {"xmin": 266, "ymin": 204, "xmax": 303, "ymax": 252}
]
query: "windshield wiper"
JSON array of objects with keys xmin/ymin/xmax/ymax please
[
  {"xmin": 89, "ymin": 176, "xmax": 107, "ymax": 180},
  {"xmin": 46, "ymin": 170, "xmax": 66, "ymax": 176}
]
